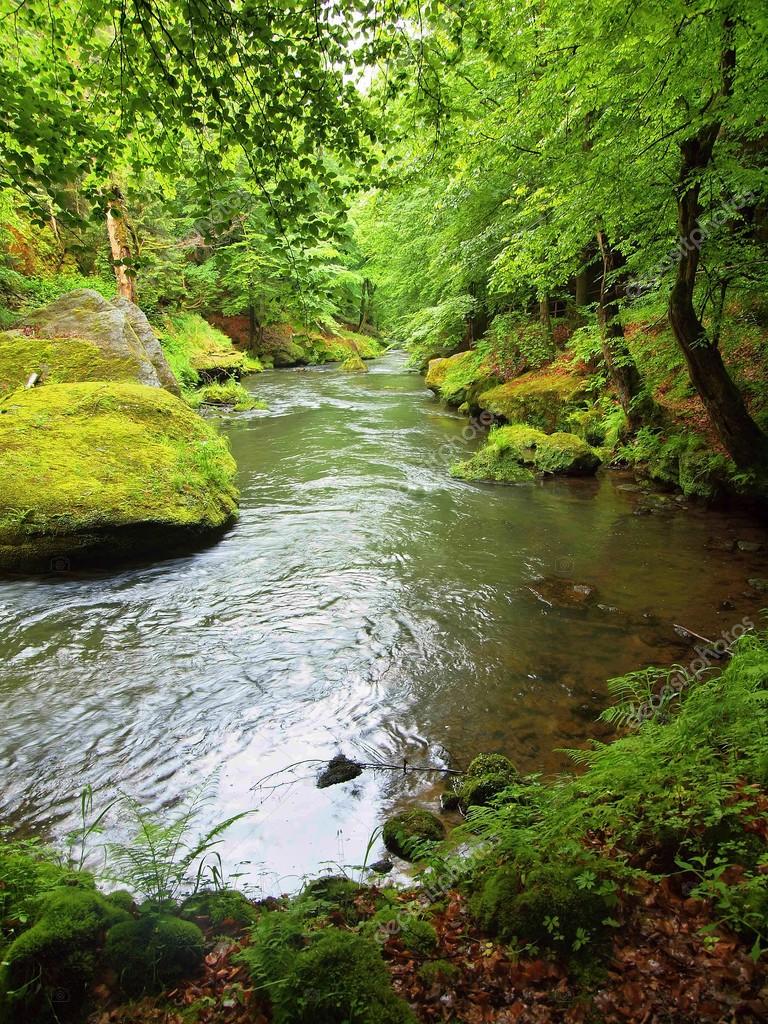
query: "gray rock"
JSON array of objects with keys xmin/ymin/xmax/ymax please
[
  {"xmin": 369, "ymin": 858, "xmax": 393, "ymax": 875},
  {"xmin": 21, "ymin": 289, "xmax": 179, "ymax": 393},
  {"xmin": 738, "ymin": 541, "xmax": 763, "ymax": 553},
  {"xmin": 113, "ymin": 297, "xmax": 180, "ymax": 394}
]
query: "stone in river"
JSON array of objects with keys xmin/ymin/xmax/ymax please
[{"xmin": 527, "ymin": 576, "xmax": 598, "ymax": 608}]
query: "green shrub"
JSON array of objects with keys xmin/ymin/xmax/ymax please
[
  {"xmin": 241, "ymin": 925, "xmax": 416, "ymax": 1024},
  {"xmin": 104, "ymin": 913, "xmax": 205, "ymax": 996},
  {"xmin": 470, "ymin": 859, "xmax": 613, "ymax": 952},
  {"xmin": 0, "ymin": 888, "xmax": 130, "ymax": 1023},
  {"xmin": 299, "ymin": 876, "xmax": 367, "ymax": 925},
  {"xmin": 382, "ymin": 810, "xmax": 446, "ymax": 861},
  {"xmin": 180, "ymin": 889, "xmax": 257, "ymax": 929}
]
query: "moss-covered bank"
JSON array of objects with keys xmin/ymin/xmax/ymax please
[{"xmin": 0, "ymin": 382, "xmax": 238, "ymax": 571}]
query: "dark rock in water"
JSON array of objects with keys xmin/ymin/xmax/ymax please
[
  {"xmin": 720, "ymin": 599, "xmax": 736, "ymax": 611},
  {"xmin": 738, "ymin": 541, "xmax": 764, "ymax": 553},
  {"xmin": 528, "ymin": 576, "xmax": 597, "ymax": 608},
  {"xmin": 440, "ymin": 791, "xmax": 461, "ymax": 812},
  {"xmin": 707, "ymin": 537, "xmax": 737, "ymax": 552},
  {"xmin": 369, "ymin": 858, "xmax": 394, "ymax": 875},
  {"xmin": 317, "ymin": 754, "xmax": 363, "ymax": 788},
  {"xmin": 748, "ymin": 578, "xmax": 768, "ymax": 593}
]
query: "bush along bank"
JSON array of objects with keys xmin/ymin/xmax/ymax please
[
  {"xmin": 2, "ymin": 629, "xmax": 768, "ymax": 1023},
  {"xmin": 424, "ymin": 302, "xmax": 768, "ymax": 501}
]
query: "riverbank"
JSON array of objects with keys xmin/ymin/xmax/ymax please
[
  {"xmin": 423, "ymin": 301, "xmax": 768, "ymax": 502},
  {"xmin": 2, "ymin": 627, "xmax": 767, "ymax": 1023}
]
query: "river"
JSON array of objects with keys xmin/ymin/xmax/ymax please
[{"xmin": 1, "ymin": 351, "xmax": 766, "ymax": 893}]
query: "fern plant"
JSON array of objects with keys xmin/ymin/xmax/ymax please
[{"xmin": 103, "ymin": 786, "xmax": 251, "ymax": 908}]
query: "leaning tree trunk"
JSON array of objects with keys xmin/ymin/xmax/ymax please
[
  {"xmin": 595, "ymin": 229, "xmax": 654, "ymax": 428},
  {"xmin": 106, "ymin": 185, "xmax": 138, "ymax": 303},
  {"xmin": 667, "ymin": 25, "xmax": 768, "ymax": 473}
]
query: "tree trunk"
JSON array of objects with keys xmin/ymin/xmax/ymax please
[
  {"xmin": 574, "ymin": 269, "xmax": 589, "ymax": 308},
  {"xmin": 595, "ymin": 230, "xmax": 654, "ymax": 428},
  {"xmin": 106, "ymin": 185, "xmax": 138, "ymax": 303},
  {"xmin": 539, "ymin": 295, "xmax": 553, "ymax": 341},
  {"xmin": 667, "ymin": 24, "xmax": 768, "ymax": 472}
]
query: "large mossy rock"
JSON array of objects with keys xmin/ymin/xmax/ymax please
[
  {"xmin": 249, "ymin": 927, "xmax": 417, "ymax": 1024},
  {"xmin": 104, "ymin": 913, "xmax": 205, "ymax": 997},
  {"xmin": 477, "ymin": 364, "xmax": 587, "ymax": 431},
  {"xmin": 113, "ymin": 297, "xmax": 180, "ymax": 393},
  {"xmin": 0, "ymin": 382, "xmax": 238, "ymax": 571},
  {"xmin": 382, "ymin": 809, "xmax": 445, "ymax": 861},
  {"xmin": 17, "ymin": 289, "xmax": 178, "ymax": 393},
  {"xmin": 0, "ymin": 887, "xmax": 130, "ymax": 1023},
  {"xmin": 426, "ymin": 350, "xmax": 502, "ymax": 409},
  {"xmin": 340, "ymin": 353, "xmax": 369, "ymax": 373},
  {"xmin": 469, "ymin": 860, "xmax": 611, "ymax": 952},
  {"xmin": 451, "ymin": 424, "xmax": 600, "ymax": 483},
  {"xmin": 459, "ymin": 753, "xmax": 520, "ymax": 810}
]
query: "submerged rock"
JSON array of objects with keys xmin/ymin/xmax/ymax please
[
  {"xmin": 0, "ymin": 382, "xmax": 238, "ymax": 572},
  {"xmin": 316, "ymin": 754, "xmax": 363, "ymax": 788},
  {"xmin": 17, "ymin": 289, "xmax": 178, "ymax": 392},
  {"xmin": 452, "ymin": 424, "xmax": 600, "ymax": 483},
  {"xmin": 528, "ymin": 576, "xmax": 598, "ymax": 608}
]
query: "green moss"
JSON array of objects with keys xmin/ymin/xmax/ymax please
[
  {"xmin": 417, "ymin": 959, "xmax": 458, "ymax": 985},
  {"xmin": 399, "ymin": 917, "xmax": 437, "ymax": 954},
  {"xmin": 425, "ymin": 350, "xmax": 502, "ymax": 408},
  {"xmin": 451, "ymin": 424, "xmax": 600, "ymax": 482},
  {"xmin": 299, "ymin": 876, "xmax": 367, "ymax": 925},
  {"xmin": 0, "ymin": 382, "xmax": 238, "ymax": 570},
  {"xmin": 242, "ymin": 925, "xmax": 416, "ymax": 1024},
  {"xmin": 470, "ymin": 861, "xmax": 611, "ymax": 952},
  {"xmin": 194, "ymin": 379, "xmax": 266, "ymax": 411},
  {"xmin": 619, "ymin": 428, "xmax": 734, "ymax": 498},
  {"xmin": 478, "ymin": 365, "xmax": 587, "ymax": 431},
  {"xmin": 382, "ymin": 809, "xmax": 446, "ymax": 861},
  {"xmin": 179, "ymin": 889, "xmax": 257, "ymax": 929},
  {"xmin": 104, "ymin": 913, "xmax": 205, "ymax": 997},
  {"xmin": 0, "ymin": 888, "xmax": 130, "ymax": 1023},
  {"xmin": 466, "ymin": 753, "xmax": 517, "ymax": 778},
  {"xmin": 451, "ymin": 448, "xmax": 535, "ymax": 483},
  {"xmin": 340, "ymin": 353, "xmax": 369, "ymax": 373},
  {"xmin": 0, "ymin": 333, "xmax": 140, "ymax": 394}
]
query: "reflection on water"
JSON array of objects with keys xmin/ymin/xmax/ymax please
[{"xmin": 1, "ymin": 351, "xmax": 766, "ymax": 892}]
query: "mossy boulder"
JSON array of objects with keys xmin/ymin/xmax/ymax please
[
  {"xmin": 104, "ymin": 912, "xmax": 205, "ymax": 997},
  {"xmin": 248, "ymin": 928, "xmax": 417, "ymax": 1024},
  {"xmin": 194, "ymin": 379, "xmax": 265, "ymax": 412},
  {"xmin": 426, "ymin": 350, "xmax": 502, "ymax": 408},
  {"xmin": 300, "ymin": 876, "xmax": 367, "ymax": 925},
  {"xmin": 0, "ymin": 381, "xmax": 238, "ymax": 572},
  {"xmin": 478, "ymin": 364, "xmax": 588, "ymax": 431},
  {"xmin": 0, "ymin": 333, "xmax": 140, "ymax": 394},
  {"xmin": 470, "ymin": 860, "xmax": 612, "ymax": 951},
  {"xmin": 382, "ymin": 809, "xmax": 446, "ymax": 861},
  {"xmin": 0, "ymin": 887, "xmax": 130, "ymax": 1023},
  {"xmin": 451, "ymin": 424, "xmax": 600, "ymax": 483},
  {"xmin": 18, "ymin": 289, "xmax": 178, "ymax": 392},
  {"xmin": 340, "ymin": 353, "xmax": 369, "ymax": 373},
  {"xmin": 180, "ymin": 889, "xmax": 257, "ymax": 930},
  {"xmin": 459, "ymin": 753, "xmax": 520, "ymax": 810}
]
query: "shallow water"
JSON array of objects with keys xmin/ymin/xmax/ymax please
[{"xmin": 1, "ymin": 351, "xmax": 767, "ymax": 893}]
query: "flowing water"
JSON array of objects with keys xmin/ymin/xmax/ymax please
[{"xmin": 1, "ymin": 351, "xmax": 767, "ymax": 892}]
